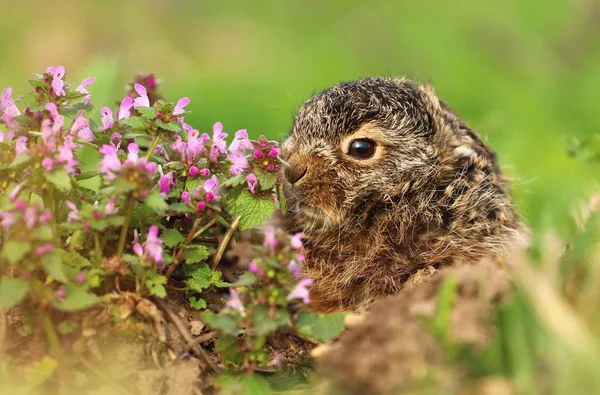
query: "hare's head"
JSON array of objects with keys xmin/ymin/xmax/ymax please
[{"xmin": 281, "ymin": 77, "xmax": 452, "ymax": 235}]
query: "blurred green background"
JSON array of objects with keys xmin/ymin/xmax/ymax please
[{"xmin": 1, "ymin": 0, "xmax": 599, "ymax": 233}]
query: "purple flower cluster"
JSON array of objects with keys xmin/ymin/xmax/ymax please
[
  {"xmin": 0, "ymin": 200, "xmax": 54, "ymax": 257},
  {"xmin": 99, "ymin": 141, "xmax": 157, "ymax": 198}
]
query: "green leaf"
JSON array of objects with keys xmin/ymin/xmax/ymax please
[
  {"xmin": 189, "ymin": 296, "xmax": 207, "ymax": 310},
  {"xmin": 63, "ymin": 90, "xmax": 88, "ymax": 100},
  {"xmin": 210, "ymin": 270, "xmax": 230, "ymax": 287},
  {"xmin": 145, "ymin": 189, "xmax": 167, "ymax": 214},
  {"xmin": 43, "ymin": 251, "xmax": 68, "ymax": 283},
  {"xmin": 10, "ymin": 153, "xmax": 32, "ymax": 168},
  {"xmin": 221, "ymin": 174, "xmax": 246, "ymax": 188},
  {"xmin": 19, "ymin": 91, "xmax": 46, "ymax": 111},
  {"xmin": 155, "ymin": 119, "xmax": 183, "ymax": 133},
  {"xmin": 185, "ymin": 263, "xmax": 211, "ymax": 292},
  {"xmin": 232, "ymin": 272, "xmax": 257, "ymax": 287},
  {"xmin": 1, "ymin": 240, "xmax": 31, "ymax": 264},
  {"xmin": 254, "ymin": 167, "xmax": 278, "ymax": 191},
  {"xmin": 224, "ymin": 189, "xmax": 275, "ymax": 230},
  {"xmin": 112, "ymin": 177, "xmax": 137, "ymax": 194},
  {"xmin": 296, "ymin": 311, "xmax": 346, "ymax": 343},
  {"xmin": 45, "ymin": 168, "xmax": 72, "ymax": 192},
  {"xmin": 119, "ymin": 116, "xmax": 147, "ymax": 130},
  {"xmin": 137, "ymin": 106, "xmax": 157, "ymax": 119},
  {"xmin": 53, "ymin": 288, "xmax": 99, "ymax": 312},
  {"xmin": 252, "ymin": 305, "xmax": 290, "ymax": 335},
  {"xmin": 218, "ymin": 372, "xmax": 272, "ymax": 395},
  {"xmin": 0, "ymin": 276, "xmax": 30, "ymax": 309},
  {"xmin": 185, "ymin": 178, "xmax": 204, "ymax": 192},
  {"xmin": 168, "ymin": 202, "xmax": 192, "ymax": 214},
  {"xmin": 32, "ymin": 224, "xmax": 54, "ymax": 241},
  {"xmin": 161, "ymin": 229, "xmax": 185, "ymax": 248},
  {"xmin": 146, "ymin": 274, "xmax": 167, "ymax": 298},
  {"xmin": 76, "ymin": 144, "xmax": 101, "ymax": 173},
  {"xmin": 184, "ymin": 245, "xmax": 210, "ymax": 264},
  {"xmin": 28, "ymin": 79, "xmax": 49, "ymax": 89},
  {"xmin": 217, "ymin": 335, "xmax": 244, "ymax": 365},
  {"xmin": 57, "ymin": 320, "xmax": 78, "ymax": 335},
  {"xmin": 62, "ymin": 250, "xmax": 91, "ymax": 268},
  {"xmin": 201, "ymin": 311, "xmax": 239, "ymax": 336}
]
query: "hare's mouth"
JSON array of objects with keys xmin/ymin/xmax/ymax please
[{"xmin": 292, "ymin": 201, "xmax": 339, "ymax": 234}]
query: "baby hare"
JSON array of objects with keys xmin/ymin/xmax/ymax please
[{"xmin": 280, "ymin": 77, "xmax": 528, "ymax": 312}]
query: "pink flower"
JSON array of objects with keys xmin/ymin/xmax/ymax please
[
  {"xmin": 133, "ymin": 230, "xmax": 144, "ymax": 257},
  {"xmin": 173, "ymin": 97, "xmax": 190, "ymax": 115},
  {"xmin": 200, "ymin": 168, "xmax": 210, "ymax": 177},
  {"xmin": 189, "ymin": 166, "xmax": 199, "ymax": 176},
  {"xmin": 76, "ymin": 273, "xmax": 86, "ymax": 283},
  {"xmin": 24, "ymin": 206, "xmax": 38, "ymax": 229},
  {"xmin": 145, "ymin": 226, "xmax": 163, "ymax": 265},
  {"xmin": 99, "ymin": 144, "xmax": 122, "ymax": 181},
  {"xmin": 15, "ymin": 136, "xmax": 27, "ymax": 156},
  {"xmin": 104, "ymin": 198, "xmax": 118, "ymax": 215},
  {"xmin": 158, "ymin": 165, "xmax": 175, "ymax": 196},
  {"xmin": 0, "ymin": 88, "xmax": 21, "ymax": 129},
  {"xmin": 209, "ymin": 122, "xmax": 228, "ymax": 162},
  {"xmin": 76, "ymin": 77, "xmax": 95, "ymax": 105},
  {"xmin": 35, "ymin": 243, "xmax": 55, "ymax": 256},
  {"xmin": 228, "ymin": 130, "xmax": 252, "ymax": 152},
  {"xmin": 246, "ymin": 173, "xmax": 258, "ymax": 194},
  {"xmin": 270, "ymin": 148, "xmax": 279, "ymax": 157},
  {"xmin": 172, "ymin": 124, "xmax": 209, "ymax": 164},
  {"xmin": 287, "ymin": 278, "xmax": 313, "ymax": 304},
  {"xmin": 226, "ymin": 288, "xmax": 246, "ymax": 316},
  {"xmin": 118, "ymin": 96, "xmax": 134, "ymax": 119},
  {"xmin": 227, "ymin": 150, "xmax": 249, "ymax": 176},
  {"xmin": 41, "ymin": 157, "xmax": 54, "ymax": 172},
  {"xmin": 66, "ymin": 201, "xmax": 81, "ymax": 222},
  {"xmin": 202, "ymin": 175, "xmax": 220, "ymax": 199},
  {"xmin": 101, "ymin": 107, "xmax": 115, "ymax": 130},
  {"xmin": 290, "ymin": 232, "xmax": 305, "ymax": 250},
  {"xmin": 70, "ymin": 110, "xmax": 94, "ymax": 141},
  {"xmin": 56, "ymin": 137, "xmax": 79, "ymax": 174},
  {"xmin": 133, "ymin": 83, "xmax": 150, "ymax": 108},
  {"xmin": 0, "ymin": 211, "xmax": 17, "ymax": 232},
  {"xmin": 287, "ymin": 260, "xmax": 301, "ymax": 277},
  {"xmin": 8, "ymin": 183, "xmax": 24, "ymax": 202},
  {"xmin": 49, "ymin": 66, "xmax": 66, "ymax": 96},
  {"xmin": 56, "ymin": 288, "xmax": 66, "ymax": 299},
  {"xmin": 263, "ymin": 226, "xmax": 278, "ymax": 249},
  {"xmin": 181, "ymin": 191, "xmax": 191, "ymax": 204},
  {"xmin": 45, "ymin": 103, "xmax": 64, "ymax": 132},
  {"xmin": 253, "ymin": 150, "xmax": 263, "ymax": 159}
]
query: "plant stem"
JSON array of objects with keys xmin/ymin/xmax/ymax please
[
  {"xmin": 93, "ymin": 232, "xmax": 102, "ymax": 264},
  {"xmin": 210, "ymin": 215, "xmax": 241, "ymax": 270},
  {"xmin": 116, "ymin": 198, "xmax": 135, "ymax": 258},
  {"xmin": 192, "ymin": 218, "xmax": 217, "ymax": 240},
  {"xmin": 145, "ymin": 135, "xmax": 161, "ymax": 159},
  {"xmin": 166, "ymin": 217, "xmax": 204, "ymax": 279},
  {"xmin": 41, "ymin": 310, "xmax": 61, "ymax": 358}
]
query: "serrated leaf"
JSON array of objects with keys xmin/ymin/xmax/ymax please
[
  {"xmin": 161, "ymin": 229, "xmax": 185, "ymax": 248},
  {"xmin": 43, "ymin": 251, "xmax": 68, "ymax": 283},
  {"xmin": 201, "ymin": 311, "xmax": 239, "ymax": 335},
  {"xmin": 155, "ymin": 119, "xmax": 183, "ymax": 133},
  {"xmin": 185, "ymin": 178, "xmax": 204, "ymax": 192},
  {"xmin": 62, "ymin": 250, "xmax": 91, "ymax": 268},
  {"xmin": 19, "ymin": 91, "xmax": 46, "ymax": 111},
  {"xmin": 53, "ymin": 288, "xmax": 99, "ymax": 312},
  {"xmin": 119, "ymin": 116, "xmax": 146, "ymax": 130},
  {"xmin": 252, "ymin": 305, "xmax": 290, "ymax": 335},
  {"xmin": 136, "ymin": 106, "xmax": 157, "ymax": 119},
  {"xmin": 224, "ymin": 189, "xmax": 275, "ymax": 230},
  {"xmin": 222, "ymin": 174, "xmax": 246, "ymax": 188},
  {"xmin": 189, "ymin": 296, "xmax": 207, "ymax": 310},
  {"xmin": 145, "ymin": 189, "xmax": 167, "ymax": 213},
  {"xmin": 63, "ymin": 91, "xmax": 88, "ymax": 100},
  {"xmin": 29, "ymin": 79, "xmax": 49, "ymax": 89},
  {"xmin": 184, "ymin": 245, "xmax": 210, "ymax": 264},
  {"xmin": 185, "ymin": 263, "xmax": 212, "ymax": 292},
  {"xmin": 254, "ymin": 167, "xmax": 278, "ymax": 191},
  {"xmin": 45, "ymin": 168, "xmax": 72, "ymax": 191},
  {"xmin": 76, "ymin": 144, "xmax": 101, "ymax": 173},
  {"xmin": 0, "ymin": 276, "xmax": 30, "ymax": 308},
  {"xmin": 146, "ymin": 274, "xmax": 167, "ymax": 298},
  {"xmin": 1, "ymin": 240, "xmax": 31, "ymax": 264},
  {"xmin": 296, "ymin": 310, "xmax": 346, "ymax": 343}
]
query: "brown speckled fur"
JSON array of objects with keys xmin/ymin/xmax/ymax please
[{"xmin": 280, "ymin": 77, "xmax": 528, "ymax": 312}]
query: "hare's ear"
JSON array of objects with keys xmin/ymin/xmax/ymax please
[{"xmin": 416, "ymin": 84, "xmax": 446, "ymax": 131}]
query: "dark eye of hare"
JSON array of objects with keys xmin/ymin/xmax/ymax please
[{"xmin": 348, "ymin": 139, "xmax": 376, "ymax": 159}]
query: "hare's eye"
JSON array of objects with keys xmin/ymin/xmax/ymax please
[{"xmin": 348, "ymin": 139, "xmax": 376, "ymax": 159}]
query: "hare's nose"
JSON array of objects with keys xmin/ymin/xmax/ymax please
[{"xmin": 284, "ymin": 164, "xmax": 308, "ymax": 185}]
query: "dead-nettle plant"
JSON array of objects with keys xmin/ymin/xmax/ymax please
[{"xmin": 0, "ymin": 67, "xmax": 345, "ymax": 375}]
